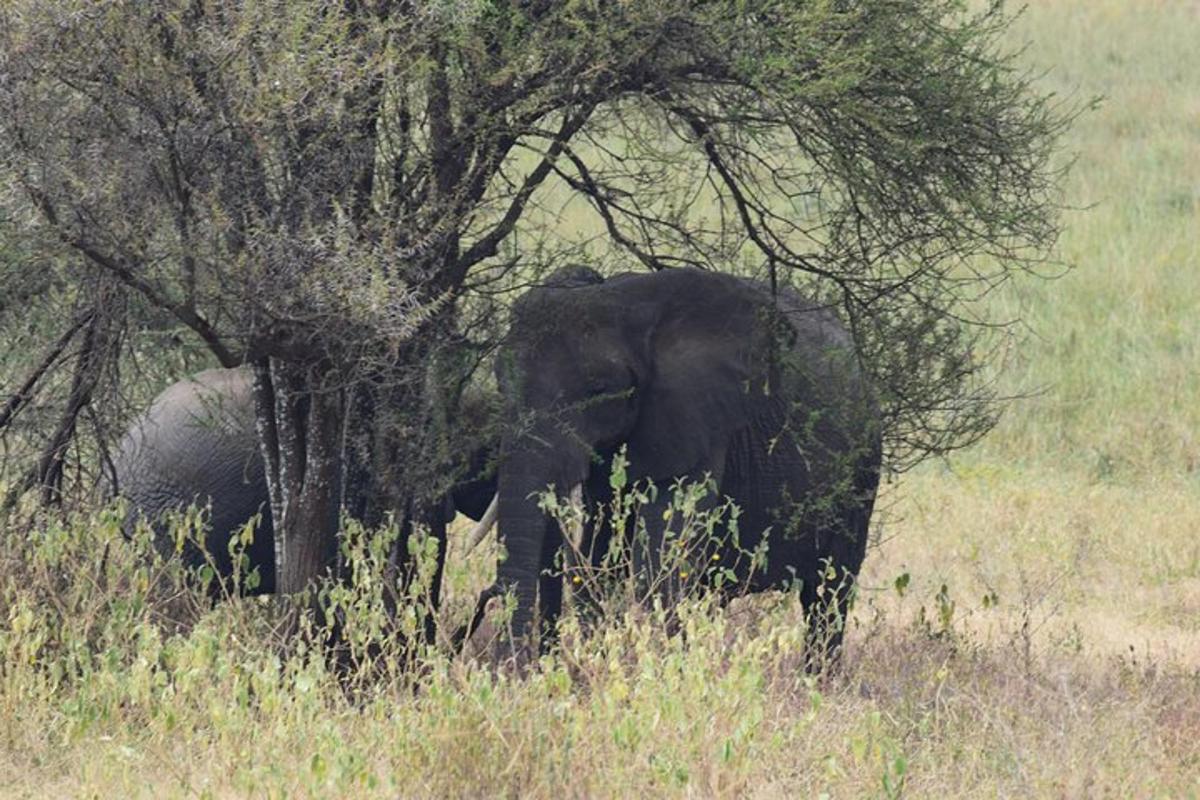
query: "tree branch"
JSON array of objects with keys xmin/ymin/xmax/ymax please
[
  {"xmin": 0, "ymin": 311, "xmax": 93, "ymax": 433},
  {"xmin": 659, "ymin": 97, "xmax": 851, "ymax": 292},
  {"xmin": 456, "ymin": 108, "xmax": 595, "ymax": 272}
]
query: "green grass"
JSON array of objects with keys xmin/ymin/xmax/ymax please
[
  {"xmin": 3, "ymin": 1, "xmax": 1200, "ymax": 796},
  {"xmin": 973, "ymin": 0, "xmax": 1200, "ymax": 477}
]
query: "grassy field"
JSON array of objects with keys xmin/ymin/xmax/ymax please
[{"xmin": 3, "ymin": 1, "xmax": 1200, "ymax": 796}]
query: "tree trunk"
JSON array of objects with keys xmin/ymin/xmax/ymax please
[{"xmin": 252, "ymin": 359, "xmax": 343, "ymax": 595}]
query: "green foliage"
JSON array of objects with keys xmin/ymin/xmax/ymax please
[
  {"xmin": 3, "ymin": 496, "xmax": 1199, "ymax": 796},
  {"xmin": 318, "ymin": 514, "xmax": 445, "ymax": 676},
  {"xmin": 535, "ymin": 456, "xmax": 754, "ymax": 619},
  {"xmin": 0, "ymin": 0, "xmax": 1079, "ymax": 484}
]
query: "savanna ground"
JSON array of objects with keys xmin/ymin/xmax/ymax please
[{"xmin": 2, "ymin": 1, "xmax": 1199, "ymax": 796}]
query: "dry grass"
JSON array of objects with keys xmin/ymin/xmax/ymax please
[{"xmin": 3, "ymin": 0, "xmax": 1200, "ymax": 796}]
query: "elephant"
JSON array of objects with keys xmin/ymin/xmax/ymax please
[
  {"xmin": 485, "ymin": 266, "xmax": 883, "ymax": 666},
  {"xmin": 114, "ymin": 367, "xmax": 497, "ymax": 598}
]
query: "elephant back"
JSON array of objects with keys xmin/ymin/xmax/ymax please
[{"xmin": 114, "ymin": 367, "xmax": 273, "ymax": 587}]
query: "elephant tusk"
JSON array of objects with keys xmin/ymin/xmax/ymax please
[
  {"xmin": 463, "ymin": 492, "xmax": 500, "ymax": 555},
  {"xmin": 567, "ymin": 484, "xmax": 584, "ymax": 550},
  {"xmin": 563, "ymin": 484, "xmax": 585, "ymax": 600}
]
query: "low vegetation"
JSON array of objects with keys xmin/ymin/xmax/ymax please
[
  {"xmin": 2, "ymin": 0, "xmax": 1199, "ymax": 796},
  {"xmin": 2, "ymin": 488, "xmax": 1197, "ymax": 797}
]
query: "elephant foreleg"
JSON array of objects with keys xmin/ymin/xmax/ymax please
[
  {"xmin": 631, "ymin": 470, "xmax": 725, "ymax": 613},
  {"xmin": 799, "ymin": 564, "xmax": 856, "ymax": 673},
  {"xmin": 423, "ymin": 502, "xmax": 450, "ymax": 647},
  {"xmin": 536, "ymin": 519, "xmax": 566, "ymax": 646},
  {"xmin": 631, "ymin": 492, "xmax": 675, "ymax": 608}
]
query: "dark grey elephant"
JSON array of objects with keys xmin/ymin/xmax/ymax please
[
  {"xmin": 115, "ymin": 367, "xmax": 497, "ymax": 597},
  {"xmin": 488, "ymin": 266, "xmax": 882, "ymax": 665}
]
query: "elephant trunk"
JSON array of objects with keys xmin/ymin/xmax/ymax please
[{"xmin": 495, "ymin": 458, "xmax": 552, "ymax": 648}]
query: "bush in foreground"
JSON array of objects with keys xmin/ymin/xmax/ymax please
[{"xmin": 2, "ymin": 505, "xmax": 1198, "ymax": 797}]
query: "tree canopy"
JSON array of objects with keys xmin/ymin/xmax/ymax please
[{"xmin": 0, "ymin": 0, "xmax": 1077, "ymax": 589}]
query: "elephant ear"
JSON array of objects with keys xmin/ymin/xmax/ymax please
[{"xmin": 626, "ymin": 320, "xmax": 758, "ymax": 482}]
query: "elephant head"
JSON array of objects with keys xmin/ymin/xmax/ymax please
[{"xmin": 490, "ymin": 267, "xmax": 882, "ymax": 655}]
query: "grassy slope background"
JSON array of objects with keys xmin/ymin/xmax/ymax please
[
  {"xmin": 2, "ymin": 1, "xmax": 1199, "ymax": 796},
  {"xmin": 874, "ymin": 0, "xmax": 1200, "ymax": 666}
]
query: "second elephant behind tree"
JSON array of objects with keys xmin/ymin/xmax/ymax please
[{"xmin": 114, "ymin": 367, "xmax": 497, "ymax": 596}]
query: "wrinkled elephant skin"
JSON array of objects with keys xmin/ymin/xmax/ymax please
[{"xmin": 492, "ymin": 267, "xmax": 883, "ymax": 666}]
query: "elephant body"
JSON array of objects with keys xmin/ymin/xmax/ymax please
[
  {"xmin": 494, "ymin": 267, "xmax": 882, "ymax": 663},
  {"xmin": 115, "ymin": 367, "xmax": 497, "ymax": 597},
  {"xmin": 115, "ymin": 368, "xmax": 279, "ymax": 592}
]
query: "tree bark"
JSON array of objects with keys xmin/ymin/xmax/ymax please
[{"xmin": 252, "ymin": 359, "xmax": 343, "ymax": 595}]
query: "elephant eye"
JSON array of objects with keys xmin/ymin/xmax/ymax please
[
  {"xmin": 585, "ymin": 363, "xmax": 636, "ymax": 400},
  {"xmin": 589, "ymin": 382, "xmax": 633, "ymax": 402}
]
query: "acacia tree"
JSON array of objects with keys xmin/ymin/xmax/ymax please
[{"xmin": 0, "ymin": 1, "xmax": 1076, "ymax": 596}]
